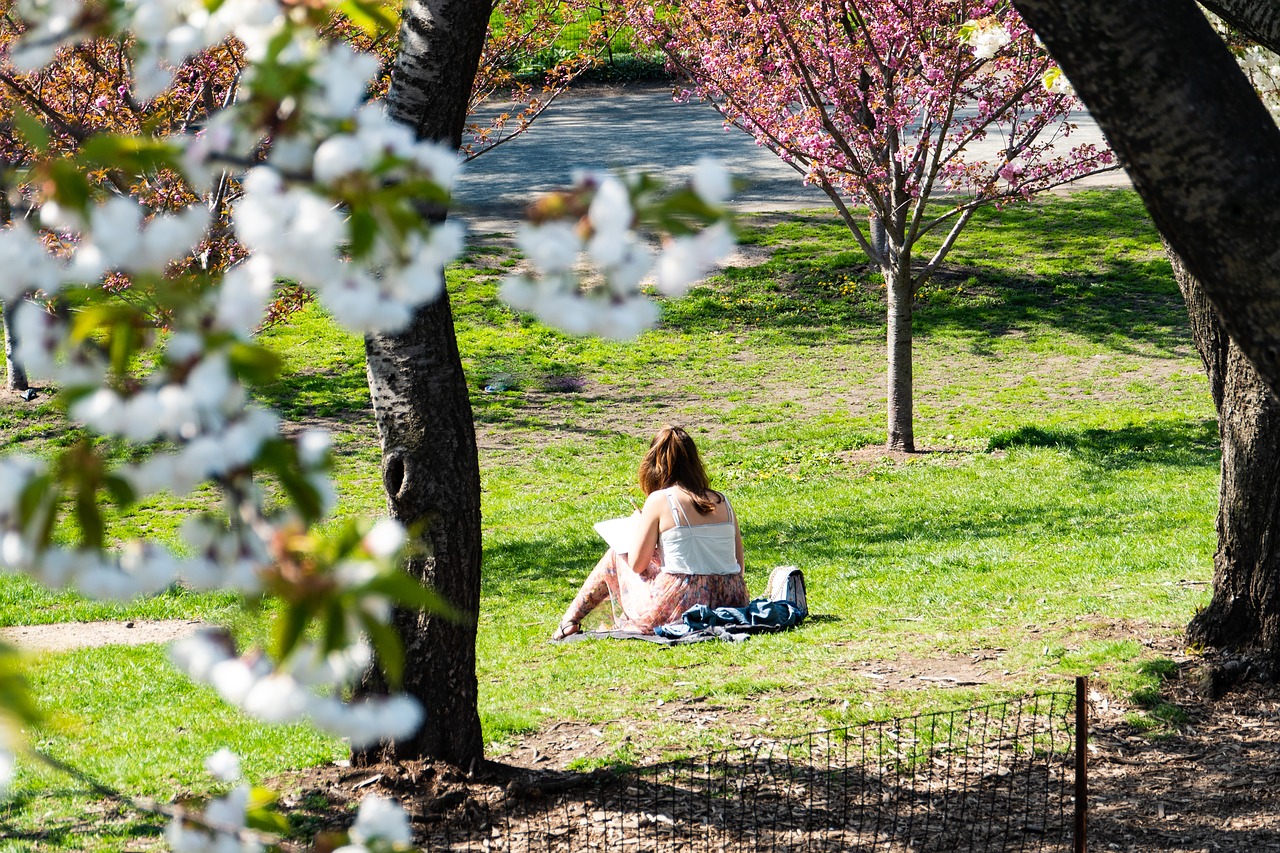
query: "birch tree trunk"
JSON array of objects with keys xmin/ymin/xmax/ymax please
[
  {"xmin": 3, "ymin": 300, "xmax": 27, "ymax": 393},
  {"xmin": 1171, "ymin": 249, "xmax": 1280, "ymax": 660},
  {"xmin": 356, "ymin": 0, "xmax": 493, "ymax": 768}
]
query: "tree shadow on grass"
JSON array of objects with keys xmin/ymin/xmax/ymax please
[
  {"xmin": 668, "ymin": 191, "xmax": 1188, "ymax": 356},
  {"xmin": 918, "ymin": 259, "xmax": 1188, "ymax": 359},
  {"xmin": 384, "ymin": 735, "xmax": 1280, "ymax": 853},
  {"xmin": 342, "ymin": 696, "xmax": 1085, "ymax": 852},
  {"xmin": 664, "ymin": 253, "xmax": 1187, "ymax": 356},
  {"xmin": 484, "ymin": 527, "xmax": 806, "ymax": 605},
  {"xmin": 0, "ymin": 789, "xmax": 163, "ymax": 847},
  {"xmin": 483, "ymin": 531, "xmax": 631, "ymax": 601},
  {"xmin": 256, "ymin": 365, "xmax": 372, "ymax": 423},
  {"xmin": 987, "ymin": 419, "xmax": 1219, "ymax": 470}
]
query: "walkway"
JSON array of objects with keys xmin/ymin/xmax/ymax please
[{"xmin": 453, "ymin": 82, "xmax": 1126, "ymax": 219}]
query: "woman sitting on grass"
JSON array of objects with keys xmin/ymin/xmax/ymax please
[{"xmin": 553, "ymin": 425, "xmax": 749, "ymax": 639}]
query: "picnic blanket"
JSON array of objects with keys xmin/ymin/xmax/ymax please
[{"xmin": 555, "ymin": 596, "xmax": 807, "ymax": 645}]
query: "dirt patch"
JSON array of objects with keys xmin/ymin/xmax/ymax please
[
  {"xmin": 841, "ymin": 651, "xmax": 1005, "ymax": 691},
  {"xmin": 0, "ymin": 619, "xmax": 210, "ymax": 652},
  {"xmin": 836, "ymin": 445, "xmax": 1007, "ymax": 465}
]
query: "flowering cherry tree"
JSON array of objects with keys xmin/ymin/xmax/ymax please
[
  {"xmin": 650, "ymin": 0, "xmax": 1115, "ymax": 451},
  {"xmin": 0, "ymin": 0, "xmax": 733, "ymax": 848}
]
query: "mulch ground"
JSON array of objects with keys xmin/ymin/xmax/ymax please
[
  {"xmin": 1087, "ymin": 662, "xmax": 1280, "ymax": 852},
  {"xmin": 277, "ymin": 659, "xmax": 1280, "ymax": 852}
]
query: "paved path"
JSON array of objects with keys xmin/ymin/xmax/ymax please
[{"xmin": 454, "ymin": 82, "xmax": 1127, "ymax": 220}]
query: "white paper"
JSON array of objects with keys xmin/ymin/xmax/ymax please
[{"xmin": 593, "ymin": 515, "xmax": 637, "ymax": 555}]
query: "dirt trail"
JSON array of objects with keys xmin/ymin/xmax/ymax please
[{"xmin": 0, "ymin": 619, "xmax": 209, "ymax": 652}]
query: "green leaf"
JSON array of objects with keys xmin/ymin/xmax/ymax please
[
  {"xmin": 246, "ymin": 786, "xmax": 280, "ymax": 810},
  {"xmin": 0, "ymin": 643, "xmax": 42, "ymax": 728},
  {"xmin": 256, "ymin": 440, "xmax": 323, "ymax": 522},
  {"xmin": 281, "ymin": 468, "xmax": 323, "ymax": 523},
  {"xmin": 228, "ymin": 342, "xmax": 283, "ymax": 384},
  {"xmin": 109, "ymin": 318, "xmax": 136, "ymax": 378},
  {"xmin": 244, "ymin": 809, "xmax": 291, "ymax": 835},
  {"xmin": 76, "ymin": 481, "xmax": 105, "ymax": 551},
  {"xmin": 244, "ymin": 787, "xmax": 290, "ymax": 834},
  {"xmin": 381, "ymin": 175, "xmax": 450, "ymax": 207},
  {"xmin": 363, "ymin": 571, "xmax": 462, "ymax": 621},
  {"xmin": 647, "ymin": 187, "xmax": 725, "ymax": 235},
  {"xmin": 69, "ymin": 304, "xmax": 137, "ymax": 344},
  {"xmin": 274, "ymin": 602, "xmax": 314, "ymax": 660},
  {"xmin": 18, "ymin": 474, "xmax": 54, "ymax": 529},
  {"xmin": 316, "ymin": 519, "xmax": 363, "ymax": 564},
  {"xmin": 80, "ymin": 135, "xmax": 179, "ymax": 173},
  {"xmin": 47, "ymin": 160, "xmax": 92, "ymax": 214},
  {"xmin": 102, "ymin": 474, "xmax": 136, "ymax": 510},
  {"xmin": 348, "ymin": 208, "xmax": 378, "ymax": 259},
  {"xmin": 11, "ymin": 106, "xmax": 49, "ymax": 153},
  {"xmin": 321, "ymin": 599, "xmax": 347, "ymax": 652},
  {"xmin": 359, "ymin": 610, "xmax": 404, "ymax": 688},
  {"xmin": 336, "ymin": 0, "xmax": 401, "ymax": 36}
]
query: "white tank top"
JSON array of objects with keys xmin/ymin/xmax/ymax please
[{"xmin": 658, "ymin": 488, "xmax": 741, "ymax": 576}]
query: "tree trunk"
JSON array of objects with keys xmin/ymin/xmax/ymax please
[
  {"xmin": 869, "ymin": 215, "xmax": 887, "ymax": 260},
  {"xmin": 3, "ymin": 300, "xmax": 27, "ymax": 393},
  {"xmin": 355, "ymin": 0, "xmax": 493, "ymax": 768},
  {"xmin": 1171, "ymin": 248, "xmax": 1280, "ymax": 660},
  {"xmin": 1199, "ymin": 0, "xmax": 1280, "ymax": 50},
  {"xmin": 363, "ymin": 296, "xmax": 485, "ymax": 765},
  {"xmin": 885, "ymin": 262, "xmax": 914, "ymax": 452}
]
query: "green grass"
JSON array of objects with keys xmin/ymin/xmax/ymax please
[
  {"xmin": 1, "ymin": 645, "xmax": 344, "ymax": 850},
  {"xmin": 0, "ymin": 189, "xmax": 1217, "ymax": 847}
]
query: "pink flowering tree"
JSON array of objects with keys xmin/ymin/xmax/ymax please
[{"xmin": 651, "ymin": 0, "xmax": 1116, "ymax": 451}]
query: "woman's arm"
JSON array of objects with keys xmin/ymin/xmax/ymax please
[
  {"xmin": 624, "ymin": 491, "xmax": 666, "ymax": 572},
  {"xmin": 734, "ymin": 519, "xmax": 745, "ymax": 572}
]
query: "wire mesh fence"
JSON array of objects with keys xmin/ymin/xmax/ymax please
[{"xmin": 420, "ymin": 686, "xmax": 1083, "ymax": 852}]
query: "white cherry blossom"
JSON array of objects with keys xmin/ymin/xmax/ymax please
[{"xmin": 348, "ymin": 795, "xmax": 413, "ymax": 847}]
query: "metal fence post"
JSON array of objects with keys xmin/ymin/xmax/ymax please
[{"xmin": 1075, "ymin": 675, "xmax": 1089, "ymax": 853}]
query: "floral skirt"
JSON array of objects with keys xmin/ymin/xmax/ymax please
[{"xmin": 563, "ymin": 548, "xmax": 749, "ymax": 633}]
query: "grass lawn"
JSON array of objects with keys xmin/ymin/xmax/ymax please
[{"xmin": 0, "ymin": 189, "xmax": 1218, "ymax": 848}]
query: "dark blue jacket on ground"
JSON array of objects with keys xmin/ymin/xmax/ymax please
[{"xmin": 655, "ymin": 597, "xmax": 807, "ymax": 639}]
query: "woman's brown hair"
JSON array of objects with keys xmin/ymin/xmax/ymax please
[{"xmin": 637, "ymin": 425, "xmax": 721, "ymax": 514}]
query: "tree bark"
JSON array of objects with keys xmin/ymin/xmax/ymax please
[
  {"xmin": 3, "ymin": 300, "xmax": 27, "ymax": 393},
  {"xmin": 1199, "ymin": 0, "xmax": 1280, "ymax": 50},
  {"xmin": 869, "ymin": 215, "xmax": 888, "ymax": 260},
  {"xmin": 355, "ymin": 0, "xmax": 493, "ymax": 768},
  {"xmin": 1010, "ymin": 0, "xmax": 1280, "ymax": 398},
  {"xmin": 1171, "ymin": 248, "xmax": 1280, "ymax": 660},
  {"xmin": 885, "ymin": 262, "xmax": 914, "ymax": 452}
]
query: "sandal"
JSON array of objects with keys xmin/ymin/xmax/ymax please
[{"xmin": 551, "ymin": 620, "xmax": 581, "ymax": 641}]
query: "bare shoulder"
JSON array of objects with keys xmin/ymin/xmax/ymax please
[
  {"xmin": 642, "ymin": 489, "xmax": 669, "ymax": 512},
  {"xmin": 685, "ymin": 488, "xmax": 732, "ymax": 522}
]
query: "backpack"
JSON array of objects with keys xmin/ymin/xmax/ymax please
[{"xmin": 767, "ymin": 565, "xmax": 807, "ymax": 614}]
